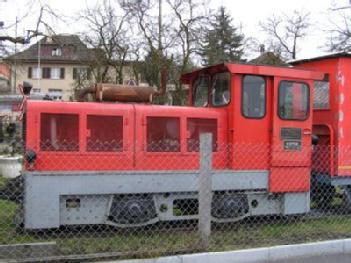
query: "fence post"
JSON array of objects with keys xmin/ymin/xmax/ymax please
[{"xmin": 198, "ymin": 132, "xmax": 212, "ymax": 250}]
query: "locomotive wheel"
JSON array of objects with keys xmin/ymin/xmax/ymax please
[
  {"xmin": 108, "ymin": 194, "xmax": 158, "ymax": 226},
  {"xmin": 311, "ymin": 173, "xmax": 335, "ymax": 208},
  {"xmin": 211, "ymin": 193, "xmax": 249, "ymax": 219},
  {"xmin": 311, "ymin": 183, "xmax": 335, "ymax": 208},
  {"xmin": 342, "ymin": 186, "xmax": 351, "ymax": 211}
]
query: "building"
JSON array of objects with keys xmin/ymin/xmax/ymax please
[
  {"xmin": 250, "ymin": 51, "xmax": 286, "ymax": 66},
  {"xmin": 0, "ymin": 60, "xmax": 10, "ymax": 93},
  {"xmin": 4, "ymin": 34, "xmax": 142, "ymax": 101},
  {"xmin": 249, "ymin": 45, "xmax": 286, "ymax": 66}
]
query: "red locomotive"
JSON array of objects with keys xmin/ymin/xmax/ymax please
[{"xmin": 21, "ymin": 53, "xmax": 350, "ymax": 229}]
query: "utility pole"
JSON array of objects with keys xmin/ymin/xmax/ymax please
[
  {"xmin": 13, "ymin": 16, "xmax": 17, "ymax": 93},
  {"xmin": 0, "ymin": 0, "xmax": 7, "ymax": 46},
  {"xmin": 158, "ymin": 0, "xmax": 162, "ymax": 53},
  {"xmin": 0, "ymin": 0, "xmax": 6, "ymax": 27},
  {"xmin": 26, "ymin": 30, "xmax": 44, "ymax": 92},
  {"xmin": 37, "ymin": 35, "xmax": 41, "ymax": 91}
]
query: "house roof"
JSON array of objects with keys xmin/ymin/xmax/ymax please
[
  {"xmin": 250, "ymin": 52, "xmax": 286, "ymax": 66},
  {"xmin": 4, "ymin": 34, "xmax": 96, "ymax": 64}
]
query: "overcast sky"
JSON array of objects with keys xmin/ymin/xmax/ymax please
[{"xmin": 0, "ymin": 0, "xmax": 350, "ymax": 60}]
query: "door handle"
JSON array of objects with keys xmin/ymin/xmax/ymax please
[{"xmin": 303, "ymin": 129, "xmax": 311, "ymax": 135}]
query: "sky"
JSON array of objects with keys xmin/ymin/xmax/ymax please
[{"xmin": 0, "ymin": 0, "xmax": 350, "ymax": 60}]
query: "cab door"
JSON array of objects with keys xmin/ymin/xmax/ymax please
[{"xmin": 270, "ymin": 77, "xmax": 313, "ymax": 192}]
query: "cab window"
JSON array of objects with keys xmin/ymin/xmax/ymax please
[
  {"xmin": 212, "ymin": 72, "xmax": 230, "ymax": 106},
  {"xmin": 242, "ymin": 75, "xmax": 266, "ymax": 118},
  {"xmin": 279, "ymin": 81, "xmax": 309, "ymax": 120},
  {"xmin": 193, "ymin": 75, "xmax": 209, "ymax": 107}
]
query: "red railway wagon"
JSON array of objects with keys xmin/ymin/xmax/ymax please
[
  {"xmin": 292, "ymin": 53, "xmax": 351, "ymax": 205},
  {"xmin": 22, "ymin": 60, "xmax": 325, "ymax": 229}
]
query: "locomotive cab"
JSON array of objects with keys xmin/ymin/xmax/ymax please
[
  {"xmin": 182, "ymin": 63, "xmax": 324, "ymax": 191},
  {"xmin": 22, "ymin": 62, "xmax": 325, "ymax": 230}
]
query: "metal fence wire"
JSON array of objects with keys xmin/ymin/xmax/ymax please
[{"xmin": 1, "ymin": 133, "xmax": 351, "ymax": 262}]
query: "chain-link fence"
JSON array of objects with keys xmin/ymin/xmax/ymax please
[{"xmin": 1, "ymin": 133, "xmax": 351, "ymax": 262}]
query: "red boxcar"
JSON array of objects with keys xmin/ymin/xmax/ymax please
[{"xmin": 292, "ymin": 53, "xmax": 351, "ymax": 205}]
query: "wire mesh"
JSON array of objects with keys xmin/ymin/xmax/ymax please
[{"xmin": 0, "ymin": 134, "xmax": 350, "ymax": 262}]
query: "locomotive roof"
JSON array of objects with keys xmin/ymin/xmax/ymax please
[{"xmin": 180, "ymin": 62, "xmax": 324, "ymax": 84}]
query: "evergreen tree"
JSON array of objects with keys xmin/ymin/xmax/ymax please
[{"xmin": 200, "ymin": 6, "xmax": 244, "ymax": 66}]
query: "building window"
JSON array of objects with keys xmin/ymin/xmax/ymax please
[
  {"xmin": 48, "ymin": 67, "xmax": 65, "ymax": 79},
  {"xmin": 28, "ymin": 67, "xmax": 64, "ymax": 80},
  {"xmin": 73, "ymin": 67, "xmax": 91, "ymax": 80},
  {"xmin": 32, "ymin": 88, "xmax": 41, "ymax": 93},
  {"xmin": 52, "ymin": 48, "xmax": 62, "ymax": 57},
  {"xmin": 31, "ymin": 67, "xmax": 41, "ymax": 79},
  {"xmin": 28, "ymin": 67, "xmax": 32, "ymax": 78},
  {"xmin": 48, "ymin": 89, "xmax": 63, "ymax": 100},
  {"xmin": 278, "ymin": 81, "xmax": 309, "ymax": 120},
  {"xmin": 242, "ymin": 75, "xmax": 266, "ymax": 118},
  {"xmin": 42, "ymin": 67, "xmax": 51, "ymax": 79},
  {"xmin": 51, "ymin": 68, "xmax": 60, "ymax": 79}
]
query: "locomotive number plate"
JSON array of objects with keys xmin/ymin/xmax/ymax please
[
  {"xmin": 283, "ymin": 140, "xmax": 301, "ymax": 151},
  {"xmin": 281, "ymin": 128, "xmax": 302, "ymax": 140}
]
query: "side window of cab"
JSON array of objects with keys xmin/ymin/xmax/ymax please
[
  {"xmin": 193, "ymin": 75, "xmax": 210, "ymax": 107},
  {"xmin": 212, "ymin": 72, "xmax": 230, "ymax": 106}
]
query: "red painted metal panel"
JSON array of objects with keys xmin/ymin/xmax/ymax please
[
  {"xmin": 25, "ymin": 101, "xmax": 228, "ymax": 171},
  {"xmin": 295, "ymin": 57, "xmax": 351, "ymax": 177},
  {"xmin": 270, "ymin": 77, "xmax": 313, "ymax": 167},
  {"xmin": 268, "ymin": 77, "xmax": 313, "ymax": 192},
  {"xmin": 25, "ymin": 100, "xmax": 134, "ymax": 171},
  {"xmin": 134, "ymin": 104, "xmax": 228, "ymax": 170},
  {"xmin": 231, "ymin": 74, "xmax": 272, "ymax": 170},
  {"xmin": 270, "ymin": 167, "xmax": 310, "ymax": 192}
]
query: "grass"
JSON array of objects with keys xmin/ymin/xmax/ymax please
[
  {"xmin": 0, "ymin": 175, "xmax": 350, "ymax": 260},
  {"xmin": 1, "ymin": 196, "xmax": 351, "ymax": 260},
  {"xmin": 0, "ymin": 176, "xmax": 8, "ymax": 188}
]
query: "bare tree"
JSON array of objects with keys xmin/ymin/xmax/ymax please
[
  {"xmin": 1, "ymin": 1, "xmax": 65, "ymax": 94},
  {"xmin": 260, "ymin": 10, "xmax": 310, "ymax": 60},
  {"xmin": 121, "ymin": 0, "xmax": 210, "ymax": 105},
  {"xmin": 166, "ymin": 0, "xmax": 210, "ymax": 105},
  {"xmin": 325, "ymin": 9, "xmax": 351, "ymax": 52},
  {"xmin": 121, "ymin": 0, "xmax": 171, "ymax": 93},
  {"xmin": 80, "ymin": 0, "xmax": 129, "ymax": 84},
  {"xmin": 167, "ymin": 0, "xmax": 208, "ymax": 72},
  {"xmin": 0, "ymin": 3, "xmax": 65, "ymax": 45}
]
